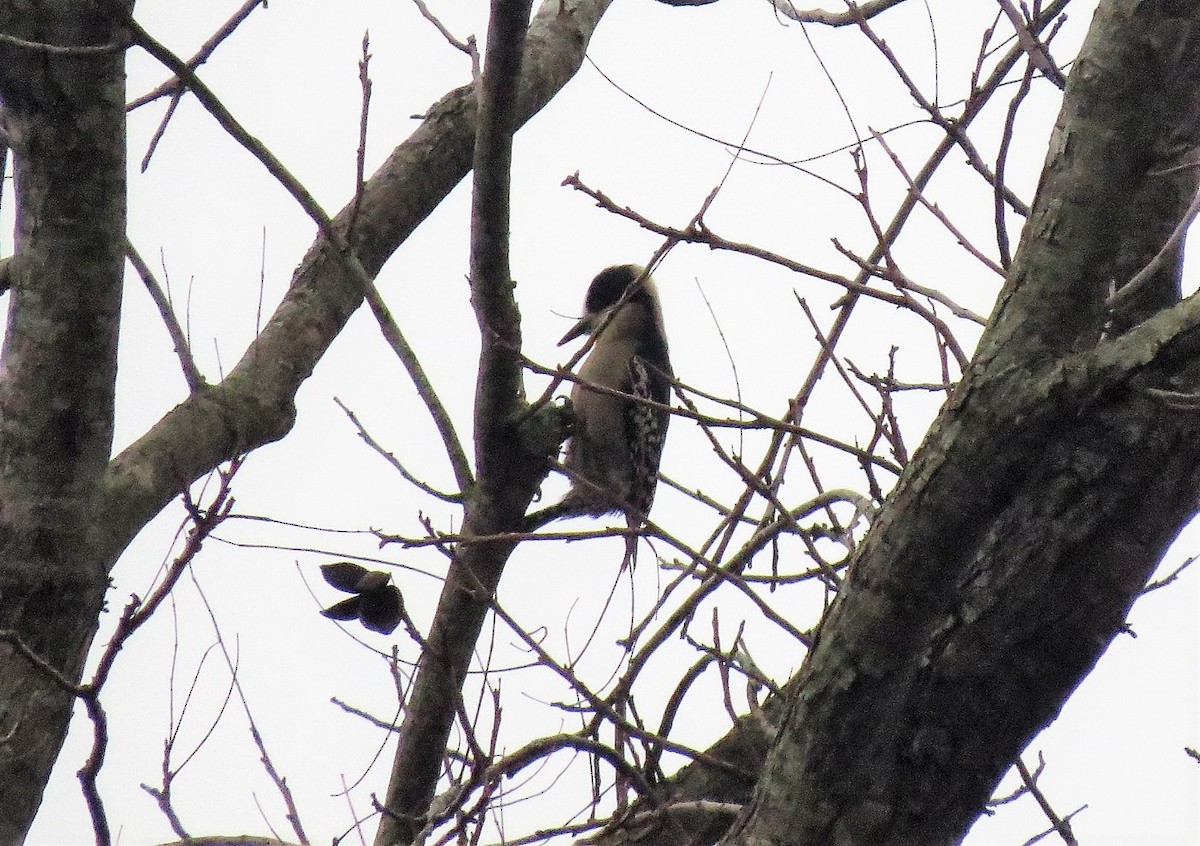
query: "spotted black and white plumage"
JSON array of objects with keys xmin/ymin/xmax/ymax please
[
  {"xmin": 526, "ymin": 264, "xmax": 672, "ymax": 536},
  {"xmin": 623, "ymin": 354, "xmax": 669, "ymax": 518}
]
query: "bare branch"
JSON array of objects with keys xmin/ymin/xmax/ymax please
[
  {"xmin": 130, "ymin": 0, "xmax": 271, "ymax": 169},
  {"xmin": 0, "ymin": 30, "xmax": 123, "ymax": 54},
  {"xmin": 869, "ymin": 129, "xmax": 1005, "ymax": 278},
  {"xmin": 373, "ymin": 0, "xmax": 552, "ymax": 841},
  {"xmin": 190, "ymin": 576, "xmax": 312, "ymax": 845},
  {"xmin": 149, "ymin": 838, "xmax": 300, "ymax": 846},
  {"xmin": 128, "ymin": 19, "xmax": 346, "ymax": 251},
  {"xmin": 996, "ymin": 0, "xmax": 1067, "ymax": 89},
  {"xmin": 125, "ymin": 239, "xmax": 206, "ymax": 393},
  {"xmin": 361, "ymin": 286, "xmax": 475, "ymax": 493},
  {"xmin": 76, "ymin": 462, "xmax": 241, "ymax": 846},
  {"xmin": 411, "ymin": 0, "xmax": 480, "ymax": 79},
  {"xmin": 995, "ymin": 59, "xmax": 1037, "ymax": 269},
  {"xmin": 334, "ymin": 397, "xmax": 463, "ymax": 502},
  {"xmin": 1015, "ymin": 756, "xmax": 1082, "ymax": 846},
  {"xmin": 766, "ymin": 0, "xmax": 906, "ymax": 26},
  {"xmin": 347, "ymin": 31, "xmax": 373, "ymax": 236},
  {"xmin": 0, "ymin": 631, "xmax": 82, "ymax": 693},
  {"xmin": 128, "ymin": 0, "xmax": 270, "ymax": 108},
  {"xmin": 1109, "ymin": 181, "xmax": 1200, "ymax": 308}
]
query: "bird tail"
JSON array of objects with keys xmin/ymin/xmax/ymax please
[
  {"xmin": 521, "ymin": 495, "xmax": 648, "ymax": 571},
  {"xmin": 521, "ymin": 496, "xmax": 587, "ymax": 533}
]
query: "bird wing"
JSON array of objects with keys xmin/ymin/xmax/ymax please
[{"xmin": 625, "ymin": 355, "xmax": 670, "ymax": 518}]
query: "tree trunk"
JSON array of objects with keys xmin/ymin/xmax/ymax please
[{"xmin": 0, "ymin": 4, "xmax": 128, "ymax": 842}]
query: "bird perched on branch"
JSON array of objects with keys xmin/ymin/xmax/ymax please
[{"xmin": 525, "ymin": 264, "xmax": 672, "ymax": 561}]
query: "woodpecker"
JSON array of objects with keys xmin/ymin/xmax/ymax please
[{"xmin": 526, "ymin": 264, "xmax": 672, "ymax": 551}]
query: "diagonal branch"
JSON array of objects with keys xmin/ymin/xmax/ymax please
[
  {"xmin": 128, "ymin": 0, "xmax": 269, "ymax": 109},
  {"xmin": 765, "ymin": 0, "xmax": 905, "ymax": 25},
  {"xmin": 363, "ymin": 285, "xmax": 474, "ymax": 494},
  {"xmin": 94, "ymin": 0, "xmax": 615, "ymax": 571},
  {"xmin": 125, "ymin": 239, "xmax": 205, "ymax": 393}
]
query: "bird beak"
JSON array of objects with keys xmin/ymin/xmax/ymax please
[{"xmin": 558, "ymin": 316, "xmax": 591, "ymax": 346}]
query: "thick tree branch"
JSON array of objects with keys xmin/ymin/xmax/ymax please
[{"xmin": 718, "ymin": 3, "xmax": 1200, "ymax": 845}]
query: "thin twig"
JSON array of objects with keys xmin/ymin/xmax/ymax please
[
  {"xmin": 0, "ymin": 30, "xmax": 123, "ymax": 54},
  {"xmin": 411, "ymin": 0, "xmax": 480, "ymax": 79},
  {"xmin": 852, "ymin": 3, "xmax": 1036, "ymax": 216},
  {"xmin": 361, "ymin": 286, "xmax": 475, "ymax": 492},
  {"xmin": 767, "ymin": 0, "xmax": 905, "ymax": 26},
  {"xmin": 1016, "ymin": 755, "xmax": 1080, "ymax": 846},
  {"xmin": 129, "ymin": 0, "xmax": 269, "ymax": 107},
  {"xmin": 995, "ymin": 58, "xmax": 1036, "ymax": 269},
  {"xmin": 348, "ymin": 31, "xmax": 373, "ymax": 236},
  {"xmin": 125, "ymin": 238, "xmax": 205, "ymax": 392},
  {"xmin": 1109, "ymin": 181, "xmax": 1200, "ymax": 307},
  {"xmin": 128, "ymin": 17, "xmax": 370, "ymax": 287},
  {"xmin": 334, "ymin": 396, "xmax": 463, "ymax": 503},
  {"xmin": 77, "ymin": 460, "xmax": 242, "ymax": 846},
  {"xmin": 870, "ymin": 129, "xmax": 1005, "ymax": 278},
  {"xmin": 130, "ymin": 0, "xmax": 270, "ymax": 169},
  {"xmin": 191, "ymin": 573, "xmax": 312, "ymax": 845},
  {"xmin": 995, "ymin": 0, "xmax": 1067, "ymax": 88}
]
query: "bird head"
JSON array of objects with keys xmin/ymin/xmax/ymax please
[{"xmin": 558, "ymin": 264, "xmax": 653, "ymax": 346}]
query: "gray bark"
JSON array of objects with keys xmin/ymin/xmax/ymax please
[
  {"xmin": 0, "ymin": 0, "xmax": 611, "ymax": 841},
  {"xmin": 0, "ymin": 4, "xmax": 128, "ymax": 842},
  {"xmin": 580, "ymin": 2, "xmax": 1200, "ymax": 845},
  {"xmin": 7, "ymin": 1, "xmax": 1195, "ymax": 844},
  {"xmin": 718, "ymin": 3, "xmax": 1200, "ymax": 844},
  {"xmin": 371, "ymin": 0, "xmax": 615, "ymax": 841}
]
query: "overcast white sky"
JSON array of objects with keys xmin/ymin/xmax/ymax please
[{"xmin": 16, "ymin": 1, "xmax": 1199, "ymax": 844}]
